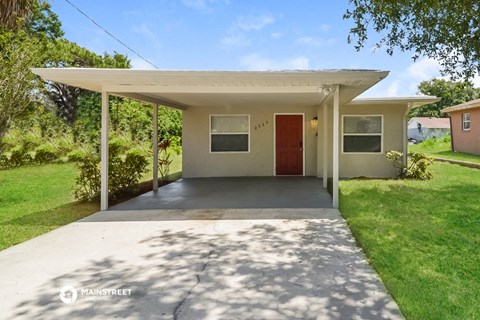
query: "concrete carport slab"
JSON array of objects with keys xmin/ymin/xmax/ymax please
[
  {"xmin": 111, "ymin": 177, "xmax": 334, "ymax": 211},
  {"xmin": 0, "ymin": 205, "xmax": 403, "ymax": 319}
]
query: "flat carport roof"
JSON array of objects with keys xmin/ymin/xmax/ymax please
[{"xmin": 111, "ymin": 177, "xmax": 333, "ymax": 211}]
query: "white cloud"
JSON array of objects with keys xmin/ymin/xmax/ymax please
[
  {"xmin": 404, "ymin": 57, "xmax": 442, "ymax": 80},
  {"xmin": 296, "ymin": 36, "xmax": 337, "ymax": 47},
  {"xmin": 240, "ymin": 54, "xmax": 310, "ymax": 71},
  {"xmin": 131, "ymin": 57, "xmax": 157, "ymax": 70},
  {"xmin": 319, "ymin": 24, "xmax": 331, "ymax": 32},
  {"xmin": 270, "ymin": 32, "xmax": 283, "ymax": 39},
  {"xmin": 296, "ymin": 36, "xmax": 324, "ymax": 47},
  {"xmin": 181, "ymin": 0, "xmax": 228, "ymax": 13},
  {"xmin": 236, "ymin": 14, "xmax": 276, "ymax": 31},
  {"xmin": 220, "ymin": 34, "xmax": 251, "ymax": 50}
]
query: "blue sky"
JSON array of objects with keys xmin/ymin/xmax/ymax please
[{"xmin": 49, "ymin": 0, "xmax": 457, "ymax": 97}]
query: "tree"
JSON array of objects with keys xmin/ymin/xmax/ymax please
[
  {"xmin": 409, "ymin": 79, "xmax": 480, "ymax": 118},
  {"xmin": 0, "ymin": 0, "xmax": 41, "ymax": 30},
  {"xmin": 344, "ymin": 0, "xmax": 480, "ymax": 79},
  {"xmin": 43, "ymin": 41, "xmax": 130, "ymax": 127},
  {"xmin": 0, "ymin": 32, "xmax": 40, "ymax": 146}
]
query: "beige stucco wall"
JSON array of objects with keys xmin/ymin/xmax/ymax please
[
  {"xmin": 316, "ymin": 103, "xmax": 408, "ymax": 178},
  {"xmin": 182, "ymin": 105, "xmax": 318, "ymax": 178},
  {"xmin": 183, "ymin": 103, "xmax": 408, "ymax": 179}
]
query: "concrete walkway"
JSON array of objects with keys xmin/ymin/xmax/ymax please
[{"xmin": 0, "ymin": 208, "xmax": 403, "ymax": 319}]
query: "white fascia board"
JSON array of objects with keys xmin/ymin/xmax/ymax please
[{"xmin": 348, "ymin": 96, "xmax": 440, "ymax": 107}]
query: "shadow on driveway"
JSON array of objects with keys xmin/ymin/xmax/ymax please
[{"xmin": 2, "ymin": 209, "xmax": 403, "ymax": 319}]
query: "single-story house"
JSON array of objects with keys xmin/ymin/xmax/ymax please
[
  {"xmin": 31, "ymin": 68, "xmax": 439, "ymax": 210},
  {"xmin": 407, "ymin": 117, "xmax": 450, "ymax": 142},
  {"xmin": 442, "ymin": 98, "xmax": 480, "ymax": 155}
]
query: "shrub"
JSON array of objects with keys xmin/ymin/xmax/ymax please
[
  {"xmin": 406, "ymin": 152, "xmax": 434, "ymax": 180},
  {"xmin": 2, "ymin": 145, "xmax": 31, "ymax": 167},
  {"xmin": 385, "ymin": 150, "xmax": 406, "ymax": 178},
  {"xmin": 386, "ymin": 150, "xmax": 434, "ymax": 180},
  {"xmin": 33, "ymin": 144, "xmax": 57, "ymax": 164},
  {"xmin": 110, "ymin": 147, "xmax": 149, "ymax": 195},
  {"xmin": 73, "ymin": 154, "xmax": 101, "ymax": 201},
  {"xmin": 72, "ymin": 139, "xmax": 149, "ymax": 201}
]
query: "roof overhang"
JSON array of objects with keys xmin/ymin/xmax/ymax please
[
  {"xmin": 442, "ymin": 98, "xmax": 480, "ymax": 113},
  {"xmin": 31, "ymin": 68, "xmax": 389, "ymax": 110},
  {"xmin": 348, "ymin": 96, "xmax": 440, "ymax": 108}
]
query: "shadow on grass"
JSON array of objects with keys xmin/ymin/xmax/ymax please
[
  {"xmin": 4, "ymin": 201, "xmax": 100, "ymax": 227},
  {"xmin": 9, "ymin": 219, "xmax": 402, "ymax": 319}
]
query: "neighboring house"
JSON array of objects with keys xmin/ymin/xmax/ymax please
[
  {"xmin": 407, "ymin": 117, "xmax": 450, "ymax": 142},
  {"xmin": 442, "ymin": 98, "xmax": 480, "ymax": 155},
  {"xmin": 31, "ymin": 68, "xmax": 439, "ymax": 209}
]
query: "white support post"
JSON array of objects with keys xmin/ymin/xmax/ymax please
[
  {"xmin": 332, "ymin": 85, "xmax": 340, "ymax": 208},
  {"xmin": 322, "ymin": 102, "xmax": 328, "ymax": 189},
  {"xmin": 403, "ymin": 103, "xmax": 413, "ymax": 167},
  {"xmin": 100, "ymin": 92, "xmax": 110, "ymax": 211},
  {"xmin": 152, "ymin": 104, "xmax": 159, "ymax": 191}
]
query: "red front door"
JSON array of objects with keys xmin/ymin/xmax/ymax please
[{"xmin": 275, "ymin": 115, "xmax": 303, "ymax": 175}]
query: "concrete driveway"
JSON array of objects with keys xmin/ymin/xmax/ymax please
[{"xmin": 0, "ymin": 208, "xmax": 402, "ymax": 319}]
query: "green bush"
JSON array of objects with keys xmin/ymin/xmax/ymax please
[
  {"xmin": 72, "ymin": 138, "xmax": 149, "ymax": 201},
  {"xmin": 1, "ymin": 145, "xmax": 31, "ymax": 167},
  {"xmin": 406, "ymin": 152, "xmax": 434, "ymax": 180},
  {"xmin": 386, "ymin": 150, "xmax": 434, "ymax": 180},
  {"xmin": 110, "ymin": 147, "xmax": 149, "ymax": 194},
  {"xmin": 33, "ymin": 144, "xmax": 57, "ymax": 164},
  {"xmin": 73, "ymin": 154, "xmax": 101, "ymax": 201}
]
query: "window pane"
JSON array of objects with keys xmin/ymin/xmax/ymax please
[
  {"xmin": 344, "ymin": 116, "xmax": 382, "ymax": 134},
  {"xmin": 211, "ymin": 134, "xmax": 248, "ymax": 152},
  {"xmin": 344, "ymin": 136, "xmax": 381, "ymax": 153},
  {"xmin": 211, "ymin": 115, "xmax": 249, "ymax": 133},
  {"xmin": 463, "ymin": 113, "xmax": 470, "ymax": 121}
]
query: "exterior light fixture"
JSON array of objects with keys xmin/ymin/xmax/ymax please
[{"xmin": 311, "ymin": 116, "xmax": 318, "ymax": 130}]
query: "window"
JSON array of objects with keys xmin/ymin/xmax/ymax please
[
  {"xmin": 210, "ymin": 115, "xmax": 249, "ymax": 152},
  {"xmin": 462, "ymin": 113, "xmax": 471, "ymax": 131},
  {"xmin": 343, "ymin": 115, "xmax": 382, "ymax": 153}
]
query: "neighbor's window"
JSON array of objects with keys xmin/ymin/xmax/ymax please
[
  {"xmin": 462, "ymin": 113, "xmax": 471, "ymax": 131},
  {"xmin": 343, "ymin": 115, "xmax": 382, "ymax": 153},
  {"xmin": 210, "ymin": 115, "xmax": 249, "ymax": 152}
]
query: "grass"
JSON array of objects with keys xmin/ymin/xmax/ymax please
[
  {"xmin": 0, "ymin": 150, "xmax": 182, "ymax": 251},
  {"xmin": 410, "ymin": 136, "xmax": 480, "ymax": 164},
  {"xmin": 340, "ymin": 162, "xmax": 480, "ymax": 319},
  {"xmin": 0, "ymin": 163, "xmax": 99, "ymax": 250}
]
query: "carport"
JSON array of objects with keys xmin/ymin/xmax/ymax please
[{"xmin": 32, "ymin": 68, "xmax": 391, "ymax": 211}]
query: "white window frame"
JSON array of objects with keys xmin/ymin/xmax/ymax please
[
  {"xmin": 209, "ymin": 114, "xmax": 250, "ymax": 153},
  {"xmin": 462, "ymin": 113, "xmax": 471, "ymax": 131},
  {"xmin": 341, "ymin": 115, "xmax": 384, "ymax": 154}
]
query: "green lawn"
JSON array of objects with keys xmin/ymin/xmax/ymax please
[
  {"xmin": 0, "ymin": 163, "xmax": 99, "ymax": 250},
  {"xmin": 410, "ymin": 137, "xmax": 480, "ymax": 164},
  {"xmin": 0, "ymin": 151, "xmax": 182, "ymax": 251},
  {"xmin": 340, "ymin": 162, "xmax": 480, "ymax": 319}
]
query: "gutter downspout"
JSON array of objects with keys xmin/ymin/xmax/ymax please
[{"xmin": 449, "ymin": 115, "xmax": 455, "ymax": 152}]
